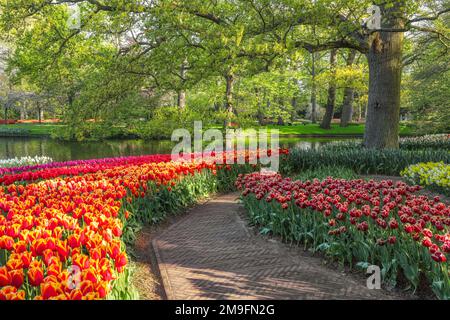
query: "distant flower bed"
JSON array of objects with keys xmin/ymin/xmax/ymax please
[
  {"xmin": 400, "ymin": 134, "xmax": 450, "ymax": 150},
  {"xmin": 401, "ymin": 162, "xmax": 450, "ymax": 195},
  {"xmin": 0, "ymin": 156, "xmax": 53, "ymax": 169},
  {"xmin": 323, "ymin": 134, "xmax": 450, "ymax": 150}
]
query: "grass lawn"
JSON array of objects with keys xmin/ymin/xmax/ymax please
[
  {"xmin": 255, "ymin": 123, "xmax": 414, "ymax": 136},
  {"xmin": 0, "ymin": 122, "xmax": 416, "ymax": 138},
  {"xmin": 0, "ymin": 123, "xmax": 63, "ymax": 136}
]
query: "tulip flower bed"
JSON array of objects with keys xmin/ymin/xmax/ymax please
[
  {"xmin": 236, "ymin": 172, "xmax": 450, "ymax": 299},
  {"xmin": 0, "ymin": 150, "xmax": 277, "ymax": 300},
  {"xmin": 0, "ymin": 154, "xmax": 173, "ymax": 183},
  {"xmin": 401, "ymin": 162, "xmax": 450, "ymax": 196}
]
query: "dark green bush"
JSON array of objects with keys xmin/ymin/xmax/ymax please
[
  {"xmin": 284, "ymin": 148, "xmax": 450, "ymax": 176},
  {"xmin": 0, "ymin": 128, "xmax": 31, "ymax": 136}
]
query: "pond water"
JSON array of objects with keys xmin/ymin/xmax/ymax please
[{"xmin": 0, "ymin": 137, "xmax": 355, "ymax": 162}]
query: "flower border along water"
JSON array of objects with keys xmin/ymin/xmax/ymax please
[
  {"xmin": 0, "ymin": 156, "xmax": 53, "ymax": 170},
  {"xmin": 0, "ymin": 150, "xmax": 287, "ymax": 300}
]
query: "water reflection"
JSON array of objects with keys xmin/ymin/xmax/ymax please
[{"xmin": 0, "ymin": 137, "xmax": 351, "ymax": 162}]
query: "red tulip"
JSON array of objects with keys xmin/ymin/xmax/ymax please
[
  {"xmin": 68, "ymin": 234, "xmax": 80, "ymax": 249},
  {"xmin": 431, "ymin": 252, "xmax": 447, "ymax": 263},
  {"xmin": 115, "ymin": 252, "xmax": 128, "ymax": 271},
  {"xmin": 422, "ymin": 237, "xmax": 433, "ymax": 248},
  {"xmin": 389, "ymin": 219, "xmax": 399, "ymax": 229}
]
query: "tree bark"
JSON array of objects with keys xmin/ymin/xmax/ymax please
[
  {"xmin": 310, "ymin": 52, "xmax": 317, "ymax": 123},
  {"xmin": 320, "ymin": 49, "xmax": 338, "ymax": 129},
  {"xmin": 177, "ymin": 91, "xmax": 186, "ymax": 110},
  {"xmin": 177, "ymin": 60, "xmax": 187, "ymax": 110},
  {"xmin": 363, "ymin": 3, "xmax": 404, "ymax": 149},
  {"xmin": 38, "ymin": 107, "xmax": 44, "ymax": 123},
  {"xmin": 340, "ymin": 50, "xmax": 357, "ymax": 127},
  {"xmin": 224, "ymin": 73, "xmax": 235, "ymax": 127},
  {"xmin": 20, "ymin": 102, "xmax": 26, "ymax": 120}
]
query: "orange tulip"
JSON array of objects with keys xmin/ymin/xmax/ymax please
[
  {"xmin": 27, "ymin": 267, "xmax": 44, "ymax": 287},
  {"xmin": 20, "ymin": 251, "xmax": 33, "ymax": 268},
  {"xmin": 0, "ymin": 235, "xmax": 14, "ymax": 250},
  {"xmin": 40, "ymin": 281, "xmax": 63, "ymax": 300},
  {"xmin": 109, "ymin": 240, "xmax": 121, "ymax": 259},
  {"xmin": 96, "ymin": 281, "xmax": 109, "ymax": 299},
  {"xmin": 82, "ymin": 267, "xmax": 98, "ymax": 284},
  {"xmin": 80, "ymin": 280, "xmax": 95, "ymax": 296},
  {"xmin": 6, "ymin": 258, "xmax": 22, "ymax": 271},
  {"xmin": 0, "ymin": 266, "xmax": 12, "ymax": 287},
  {"xmin": 56, "ymin": 240, "xmax": 69, "ymax": 261},
  {"xmin": 13, "ymin": 240, "xmax": 27, "ymax": 254},
  {"xmin": 9, "ymin": 269, "xmax": 24, "ymax": 288},
  {"xmin": 69, "ymin": 289, "xmax": 83, "ymax": 300},
  {"xmin": 42, "ymin": 249, "xmax": 54, "ymax": 266},
  {"xmin": 47, "ymin": 262, "xmax": 62, "ymax": 278},
  {"xmin": 68, "ymin": 234, "xmax": 80, "ymax": 249},
  {"xmin": 0, "ymin": 286, "xmax": 17, "ymax": 300},
  {"xmin": 115, "ymin": 252, "xmax": 127, "ymax": 272},
  {"xmin": 48, "ymin": 294, "xmax": 68, "ymax": 300},
  {"xmin": 32, "ymin": 238, "xmax": 47, "ymax": 256},
  {"xmin": 82, "ymin": 292, "xmax": 99, "ymax": 300},
  {"xmin": 72, "ymin": 253, "xmax": 90, "ymax": 270}
]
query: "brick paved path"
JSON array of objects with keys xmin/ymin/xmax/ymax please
[{"xmin": 152, "ymin": 193, "xmax": 394, "ymax": 300}]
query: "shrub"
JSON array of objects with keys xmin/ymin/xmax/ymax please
[
  {"xmin": 0, "ymin": 128, "xmax": 30, "ymax": 137},
  {"xmin": 293, "ymin": 166, "xmax": 358, "ymax": 181},
  {"xmin": 401, "ymin": 162, "xmax": 450, "ymax": 196},
  {"xmin": 284, "ymin": 147, "xmax": 450, "ymax": 176}
]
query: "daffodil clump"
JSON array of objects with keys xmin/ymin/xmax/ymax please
[{"xmin": 401, "ymin": 162, "xmax": 450, "ymax": 195}]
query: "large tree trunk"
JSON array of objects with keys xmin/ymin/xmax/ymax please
[
  {"xmin": 38, "ymin": 107, "xmax": 44, "ymax": 123},
  {"xmin": 20, "ymin": 102, "xmax": 26, "ymax": 120},
  {"xmin": 224, "ymin": 73, "xmax": 235, "ymax": 127},
  {"xmin": 177, "ymin": 91, "xmax": 186, "ymax": 110},
  {"xmin": 340, "ymin": 88, "xmax": 354, "ymax": 127},
  {"xmin": 320, "ymin": 49, "xmax": 338, "ymax": 129},
  {"xmin": 177, "ymin": 60, "xmax": 187, "ymax": 110},
  {"xmin": 340, "ymin": 50, "xmax": 358, "ymax": 127},
  {"xmin": 363, "ymin": 4, "xmax": 404, "ymax": 149},
  {"xmin": 310, "ymin": 52, "xmax": 317, "ymax": 123}
]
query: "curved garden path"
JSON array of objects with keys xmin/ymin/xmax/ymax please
[{"xmin": 152, "ymin": 193, "xmax": 396, "ymax": 300}]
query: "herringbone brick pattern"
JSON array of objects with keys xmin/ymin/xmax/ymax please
[{"xmin": 153, "ymin": 193, "xmax": 395, "ymax": 300}]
